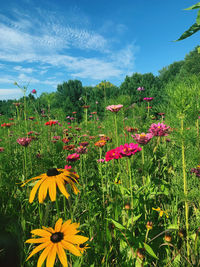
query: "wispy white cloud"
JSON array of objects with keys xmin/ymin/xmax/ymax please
[
  {"xmin": 0, "ymin": 4, "xmax": 138, "ymax": 93},
  {"xmin": 14, "ymin": 66, "xmax": 34, "ymax": 73},
  {"xmin": 0, "ymin": 89, "xmax": 23, "ymax": 100}
]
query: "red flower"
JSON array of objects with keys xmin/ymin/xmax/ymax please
[
  {"xmin": 66, "ymin": 153, "xmax": 80, "ymax": 162},
  {"xmin": 45, "ymin": 120, "xmax": 58, "ymax": 126}
]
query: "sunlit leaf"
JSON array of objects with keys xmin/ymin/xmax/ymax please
[
  {"xmin": 176, "ymin": 23, "xmax": 200, "ymax": 41},
  {"xmin": 143, "ymin": 243, "xmax": 159, "ymax": 260},
  {"xmin": 184, "ymin": 2, "xmax": 200, "ymax": 10}
]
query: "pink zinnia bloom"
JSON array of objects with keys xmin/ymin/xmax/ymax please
[
  {"xmin": 64, "ymin": 165, "xmax": 72, "ymax": 170},
  {"xmin": 132, "ymin": 133, "xmax": 153, "ymax": 145},
  {"xmin": 66, "ymin": 153, "xmax": 80, "ymax": 162},
  {"xmin": 97, "ymin": 158, "xmax": 105, "ymax": 163},
  {"xmin": 79, "ymin": 142, "xmax": 89, "ymax": 147},
  {"xmin": 137, "ymin": 87, "xmax": 145, "ymax": 91},
  {"xmin": 106, "ymin": 104, "xmax": 123, "ymax": 113},
  {"xmin": 105, "ymin": 148, "xmax": 122, "ymax": 161},
  {"xmin": 17, "ymin": 137, "xmax": 32, "ymax": 147},
  {"xmin": 31, "ymin": 89, "xmax": 36, "ymax": 94},
  {"xmin": 53, "ymin": 136, "xmax": 61, "ymax": 140},
  {"xmin": 143, "ymin": 97, "xmax": 154, "ymax": 102},
  {"xmin": 149, "ymin": 123, "xmax": 171, "ymax": 136},
  {"xmin": 118, "ymin": 143, "xmax": 142, "ymax": 157}
]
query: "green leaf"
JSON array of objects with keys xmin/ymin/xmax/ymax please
[
  {"xmin": 167, "ymin": 224, "xmax": 179, "ymax": 230},
  {"xmin": 143, "ymin": 243, "xmax": 159, "ymax": 260},
  {"xmin": 197, "ymin": 9, "xmax": 200, "ymax": 24},
  {"xmin": 107, "ymin": 218, "xmax": 126, "ymax": 230},
  {"xmin": 127, "ymin": 214, "xmax": 142, "ymax": 228},
  {"xmin": 176, "ymin": 23, "xmax": 200, "ymax": 41},
  {"xmin": 184, "ymin": 2, "xmax": 200, "ymax": 10}
]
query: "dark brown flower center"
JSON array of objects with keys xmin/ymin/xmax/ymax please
[
  {"xmin": 47, "ymin": 168, "xmax": 60, "ymax": 176},
  {"xmin": 79, "ymin": 244, "xmax": 85, "ymax": 248},
  {"xmin": 50, "ymin": 232, "xmax": 64, "ymax": 243}
]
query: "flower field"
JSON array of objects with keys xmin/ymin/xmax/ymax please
[{"xmin": 0, "ymin": 80, "xmax": 200, "ymax": 267}]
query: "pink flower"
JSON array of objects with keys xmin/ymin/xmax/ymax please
[
  {"xmin": 31, "ymin": 89, "xmax": 36, "ymax": 94},
  {"xmin": 97, "ymin": 158, "xmax": 105, "ymax": 163},
  {"xmin": 118, "ymin": 143, "xmax": 142, "ymax": 157},
  {"xmin": 106, "ymin": 104, "xmax": 123, "ymax": 113},
  {"xmin": 149, "ymin": 123, "xmax": 171, "ymax": 136},
  {"xmin": 143, "ymin": 97, "xmax": 154, "ymax": 102},
  {"xmin": 105, "ymin": 148, "xmax": 122, "ymax": 161},
  {"xmin": 17, "ymin": 137, "xmax": 32, "ymax": 147},
  {"xmin": 137, "ymin": 87, "xmax": 145, "ymax": 91},
  {"xmin": 64, "ymin": 165, "xmax": 72, "ymax": 170},
  {"xmin": 132, "ymin": 133, "xmax": 153, "ymax": 145},
  {"xmin": 66, "ymin": 153, "xmax": 80, "ymax": 162}
]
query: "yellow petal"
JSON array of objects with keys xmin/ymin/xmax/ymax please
[
  {"xmin": 31, "ymin": 229, "xmax": 51, "ymax": 237},
  {"xmin": 57, "ymin": 243, "xmax": 68, "ymax": 267},
  {"xmin": 65, "ymin": 178, "xmax": 79, "ymax": 195},
  {"xmin": 56, "ymin": 178, "xmax": 70, "ymax": 199},
  {"xmin": 61, "ymin": 220, "xmax": 71, "ymax": 232},
  {"xmin": 61, "ymin": 240, "xmax": 81, "ymax": 256},
  {"xmin": 48, "ymin": 178, "xmax": 56, "ymax": 202},
  {"xmin": 26, "ymin": 242, "xmax": 51, "ymax": 261},
  {"xmin": 37, "ymin": 243, "xmax": 53, "ymax": 267},
  {"xmin": 21, "ymin": 175, "xmax": 44, "ymax": 187},
  {"xmin": 29, "ymin": 179, "xmax": 46, "ymax": 203},
  {"xmin": 42, "ymin": 226, "xmax": 55, "ymax": 233},
  {"xmin": 160, "ymin": 211, "xmax": 164, "ymax": 217},
  {"xmin": 38, "ymin": 180, "xmax": 48, "ymax": 203},
  {"xmin": 25, "ymin": 237, "xmax": 49, "ymax": 243},
  {"xmin": 46, "ymin": 244, "xmax": 57, "ymax": 267},
  {"xmin": 64, "ymin": 235, "xmax": 89, "ymax": 244},
  {"xmin": 55, "ymin": 218, "xmax": 63, "ymax": 232}
]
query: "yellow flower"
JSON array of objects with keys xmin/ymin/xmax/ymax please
[
  {"xmin": 152, "ymin": 207, "xmax": 169, "ymax": 218},
  {"xmin": 25, "ymin": 218, "xmax": 89, "ymax": 267},
  {"xmin": 21, "ymin": 168, "xmax": 80, "ymax": 203}
]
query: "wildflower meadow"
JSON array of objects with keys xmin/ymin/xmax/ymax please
[{"xmin": 1, "ymin": 76, "xmax": 200, "ymax": 267}]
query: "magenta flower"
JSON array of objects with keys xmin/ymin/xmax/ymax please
[
  {"xmin": 17, "ymin": 137, "xmax": 32, "ymax": 147},
  {"xmin": 31, "ymin": 89, "xmax": 36, "ymax": 94},
  {"xmin": 143, "ymin": 97, "xmax": 154, "ymax": 102},
  {"xmin": 106, "ymin": 104, "xmax": 123, "ymax": 113},
  {"xmin": 97, "ymin": 158, "xmax": 105, "ymax": 163},
  {"xmin": 132, "ymin": 133, "xmax": 153, "ymax": 145},
  {"xmin": 64, "ymin": 165, "xmax": 72, "ymax": 170},
  {"xmin": 105, "ymin": 148, "xmax": 122, "ymax": 161},
  {"xmin": 137, "ymin": 87, "xmax": 145, "ymax": 91},
  {"xmin": 0, "ymin": 147, "xmax": 4, "ymax": 152},
  {"xmin": 105, "ymin": 143, "xmax": 141, "ymax": 161},
  {"xmin": 118, "ymin": 143, "xmax": 142, "ymax": 157},
  {"xmin": 149, "ymin": 123, "xmax": 171, "ymax": 136},
  {"xmin": 66, "ymin": 153, "xmax": 80, "ymax": 162}
]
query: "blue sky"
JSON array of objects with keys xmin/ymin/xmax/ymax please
[{"xmin": 0, "ymin": 0, "xmax": 200, "ymax": 100}]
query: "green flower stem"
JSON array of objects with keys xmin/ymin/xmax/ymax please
[
  {"xmin": 99, "ymin": 147, "xmax": 105, "ymax": 207},
  {"xmin": 181, "ymin": 117, "xmax": 189, "ymax": 259},
  {"xmin": 38, "ymin": 203, "xmax": 43, "ymax": 227},
  {"xmin": 196, "ymin": 119, "xmax": 199, "ymax": 152},
  {"xmin": 141, "ymin": 147, "xmax": 145, "ymax": 185},
  {"xmin": 114, "ymin": 113, "xmax": 119, "ymax": 146},
  {"xmin": 153, "ymin": 136, "xmax": 161, "ymax": 153},
  {"xmin": 24, "ymin": 147, "xmax": 27, "ymax": 178},
  {"xmin": 56, "ymin": 197, "xmax": 60, "ymax": 218},
  {"xmin": 147, "ymin": 102, "xmax": 150, "ymax": 118},
  {"xmin": 63, "ymin": 195, "xmax": 67, "ymax": 220},
  {"xmin": 128, "ymin": 158, "xmax": 133, "ymax": 210}
]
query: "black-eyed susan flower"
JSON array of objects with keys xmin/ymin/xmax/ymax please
[
  {"xmin": 25, "ymin": 218, "xmax": 89, "ymax": 267},
  {"xmin": 21, "ymin": 168, "xmax": 80, "ymax": 203}
]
